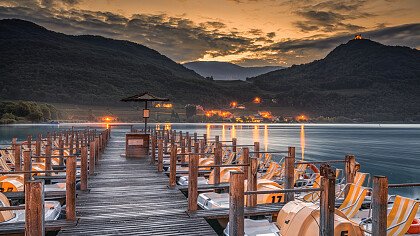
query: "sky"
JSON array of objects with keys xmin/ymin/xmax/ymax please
[{"xmin": 0, "ymin": 0, "xmax": 419, "ymax": 66}]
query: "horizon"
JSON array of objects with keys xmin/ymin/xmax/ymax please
[{"xmin": 0, "ymin": 0, "xmax": 419, "ymax": 67}]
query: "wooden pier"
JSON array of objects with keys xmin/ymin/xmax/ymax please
[{"xmin": 58, "ymin": 134, "xmax": 217, "ymax": 235}]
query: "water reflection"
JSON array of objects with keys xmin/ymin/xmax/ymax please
[
  {"xmin": 231, "ymin": 124, "xmax": 236, "ymax": 139},
  {"xmin": 222, "ymin": 124, "xmax": 226, "ymax": 141},
  {"xmin": 264, "ymin": 125, "xmax": 268, "ymax": 152},
  {"xmin": 300, "ymin": 124, "xmax": 305, "ymax": 161},
  {"xmin": 253, "ymin": 125, "xmax": 259, "ymax": 144}
]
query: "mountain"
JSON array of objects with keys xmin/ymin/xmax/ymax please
[
  {"xmin": 0, "ymin": 19, "xmax": 257, "ymax": 106},
  {"xmin": 183, "ymin": 61, "xmax": 284, "ymax": 80},
  {"xmin": 248, "ymin": 39, "xmax": 420, "ymax": 121}
]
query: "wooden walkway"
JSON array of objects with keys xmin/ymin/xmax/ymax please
[{"xmin": 58, "ymin": 136, "xmax": 217, "ymax": 235}]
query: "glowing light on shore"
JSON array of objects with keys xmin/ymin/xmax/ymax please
[
  {"xmin": 300, "ymin": 124, "xmax": 305, "ymax": 161},
  {"xmin": 253, "ymin": 97, "xmax": 261, "ymax": 104},
  {"xmin": 230, "ymin": 101, "xmax": 237, "ymax": 108}
]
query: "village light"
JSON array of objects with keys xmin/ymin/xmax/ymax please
[
  {"xmin": 230, "ymin": 101, "xmax": 237, "ymax": 108},
  {"xmin": 253, "ymin": 97, "xmax": 261, "ymax": 104}
]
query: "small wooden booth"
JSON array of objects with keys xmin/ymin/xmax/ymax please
[{"xmin": 121, "ymin": 92, "xmax": 169, "ymax": 158}]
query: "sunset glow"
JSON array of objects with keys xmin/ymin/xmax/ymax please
[{"xmin": 2, "ymin": 1, "xmax": 418, "ymax": 66}]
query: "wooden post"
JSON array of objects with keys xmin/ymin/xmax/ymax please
[
  {"xmin": 69, "ymin": 135, "xmax": 74, "ymax": 155},
  {"xmin": 23, "ymin": 151, "xmax": 31, "ymax": 184},
  {"xmin": 203, "ymin": 133, "xmax": 207, "ymax": 145},
  {"xmin": 66, "ymin": 155, "xmax": 76, "ymax": 221},
  {"xmin": 345, "ymin": 155, "xmax": 356, "ymax": 184},
  {"xmin": 25, "ymin": 180, "xmax": 45, "ymax": 236},
  {"xmin": 200, "ymin": 139, "xmax": 205, "ymax": 154},
  {"xmin": 95, "ymin": 137, "xmax": 99, "ymax": 164},
  {"xmin": 243, "ymin": 147, "xmax": 249, "ymax": 179},
  {"xmin": 89, "ymin": 141, "xmax": 95, "ymax": 175},
  {"xmin": 164, "ymin": 130, "xmax": 169, "ymax": 154},
  {"xmin": 75, "ymin": 132, "xmax": 80, "ymax": 153},
  {"xmin": 14, "ymin": 143, "xmax": 21, "ymax": 171},
  {"xmin": 169, "ymin": 144, "xmax": 177, "ymax": 188},
  {"xmin": 247, "ymin": 157, "xmax": 258, "ymax": 207},
  {"xmin": 372, "ymin": 176, "xmax": 388, "ymax": 236},
  {"xmin": 254, "ymin": 142, "xmax": 260, "ymax": 159},
  {"xmin": 214, "ymin": 142, "xmax": 222, "ymax": 185},
  {"xmin": 319, "ymin": 164, "xmax": 336, "ymax": 236},
  {"xmin": 80, "ymin": 146, "xmax": 88, "ymax": 190},
  {"xmin": 187, "ymin": 136, "xmax": 192, "ymax": 153},
  {"xmin": 288, "ymin": 146, "xmax": 295, "ymax": 159},
  {"xmin": 232, "ymin": 138, "xmax": 237, "ymax": 153},
  {"xmin": 150, "ymin": 135, "xmax": 156, "ymax": 165},
  {"xmin": 45, "ymin": 145, "xmax": 51, "ymax": 183},
  {"xmin": 35, "ymin": 134, "xmax": 41, "ymax": 162},
  {"xmin": 157, "ymin": 139, "xmax": 163, "ymax": 172},
  {"xmin": 229, "ymin": 171, "xmax": 245, "ymax": 236},
  {"xmin": 181, "ymin": 138, "xmax": 186, "ymax": 163},
  {"xmin": 27, "ymin": 135, "xmax": 32, "ymax": 153},
  {"xmin": 59, "ymin": 139, "xmax": 64, "ymax": 166},
  {"xmin": 194, "ymin": 133, "xmax": 197, "ymax": 143},
  {"xmin": 284, "ymin": 153, "xmax": 295, "ymax": 202},
  {"xmin": 188, "ymin": 153, "xmax": 199, "ymax": 212}
]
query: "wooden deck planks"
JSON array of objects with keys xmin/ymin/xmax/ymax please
[{"xmin": 58, "ymin": 136, "xmax": 217, "ymax": 236}]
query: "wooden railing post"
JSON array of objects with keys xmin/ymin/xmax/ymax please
[
  {"xmin": 169, "ymin": 144, "xmax": 177, "ymax": 188},
  {"xmin": 151, "ymin": 135, "xmax": 156, "ymax": 165},
  {"xmin": 254, "ymin": 142, "xmax": 260, "ymax": 159},
  {"xmin": 188, "ymin": 153, "xmax": 199, "ymax": 212},
  {"xmin": 157, "ymin": 139, "xmax": 163, "ymax": 172},
  {"xmin": 25, "ymin": 180, "xmax": 45, "ymax": 236},
  {"xmin": 80, "ymin": 146, "xmax": 88, "ymax": 191},
  {"xmin": 203, "ymin": 133, "xmax": 207, "ymax": 145},
  {"xmin": 95, "ymin": 137, "xmax": 99, "ymax": 164},
  {"xmin": 66, "ymin": 155, "xmax": 76, "ymax": 221},
  {"xmin": 345, "ymin": 154, "xmax": 356, "ymax": 184},
  {"xmin": 59, "ymin": 139, "xmax": 64, "ymax": 166},
  {"xmin": 194, "ymin": 132, "xmax": 197, "ymax": 143},
  {"xmin": 319, "ymin": 164, "xmax": 336, "ymax": 236},
  {"xmin": 247, "ymin": 157, "xmax": 258, "ymax": 207},
  {"xmin": 23, "ymin": 151, "xmax": 31, "ymax": 185},
  {"xmin": 45, "ymin": 144, "xmax": 51, "ymax": 184},
  {"xmin": 187, "ymin": 136, "xmax": 192, "ymax": 153},
  {"xmin": 243, "ymin": 147, "xmax": 249, "ymax": 179},
  {"xmin": 214, "ymin": 142, "xmax": 222, "ymax": 185},
  {"xmin": 232, "ymin": 138, "xmax": 237, "ymax": 153},
  {"xmin": 372, "ymin": 176, "xmax": 388, "ymax": 236},
  {"xmin": 35, "ymin": 134, "xmax": 41, "ymax": 162},
  {"xmin": 89, "ymin": 141, "xmax": 95, "ymax": 176},
  {"xmin": 14, "ymin": 143, "xmax": 21, "ymax": 171},
  {"xmin": 200, "ymin": 139, "xmax": 205, "ymax": 154},
  {"xmin": 284, "ymin": 151, "xmax": 295, "ymax": 202},
  {"xmin": 181, "ymin": 138, "xmax": 186, "ymax": 163},
  {"xmin": 229, "ymin": 171, "xmax": 244, "ymax": 236}
]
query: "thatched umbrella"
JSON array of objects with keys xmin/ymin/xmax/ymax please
[{"xmin": 121, "ymin": 92, "xmax": 169, "ymax": 133}]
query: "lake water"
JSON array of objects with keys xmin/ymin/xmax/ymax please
[{"xmin": 1, "ymin": 123, "xmax": 419, "ymax": 198}]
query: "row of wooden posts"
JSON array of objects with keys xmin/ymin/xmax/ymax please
[
  {"xmin": 0, "ymin": 127, "xmax": 111, "ymax": 236},
  {"xmin": 147, "ymin": 129, "xmax": 419, "ymax": 236}
]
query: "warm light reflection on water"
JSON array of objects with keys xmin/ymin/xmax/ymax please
[
  {"xmin": 164, "ymin": 123, "xmax": 171, "ymax": 130},
  {"xmin": 206, "ymin": 124, "xmax": 211, "ymax": 140},
  {"xmin": 300, "ymin": 124, "xmax": 305, "ymax": 161},
  {"xmin": 253, "ymin": 125, "xmax": 259, "ymax": 144},
  {"xmin": 222, "ymin": 124, "xmax": 226, "ymax": 141},
  {"xmin": 231, "ymin": 124, "xmax": 236, "ymax": 139},
  {"xmin": 264, "ymin": 125, "xmax": 268, "ymax": 151}
]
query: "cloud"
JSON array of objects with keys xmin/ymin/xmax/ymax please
[
  {"xmin": 260, "ymin": 23, "xmax": 420, "ymax": 65},
  {"xmin": 291, "ymin": 0, "xmax": 371, "ymax": 33},
  {"xmin": 0, "ymin": 0, "xmax": 418, "ymax": 66}
]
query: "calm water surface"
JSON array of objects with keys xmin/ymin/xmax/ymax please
[{"xmin": 1, "ymin": 123, "xmax": 419, "ymax": 198}]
